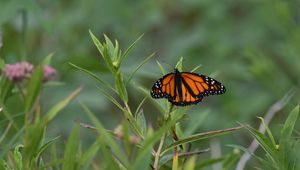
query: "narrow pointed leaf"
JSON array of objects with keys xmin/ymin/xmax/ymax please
[
  {"xmin": 126, "ymin": 52, "xmax": 155, "ymax": 85},
  {"xmin": 35, "ymin": 136, "xmax": 60, "ymax": 163},
  {"xmin": 0, "ymin": 78, "xmax": 13, "ymax": 102},
  {"xmin": 119, "ymin": 34, "xmax": 144, "ymax": 68},
  {"xmin": 162, "ymin": 126, "xmax": 243, "ymax": 156},
  {"xmin": 0, "ymin": 58, "xmax": 4, "ymax": 69},
  {"xmin": 81, "ymin": 103, "xmax": 130, "ymax": 168},
  {"xmin": 245, "ymin": 125, "xmax": 278, "ymax": 164},
  {"xmin": 24, "ymin": 65, "xmax": 43, "ymax": 112},
  {"xmin": 115, "ymin": 72, "xmax": 128, "ymax": 103},
  {"xmin": 135, "ymin": 109, "xmax": 147, "ymax": 136},
  {"xmin": 42, "ymin": 53, "xmax": 54, "ymax": 65},
  {"xmin": 89, "ymin": 30, "xmax": 115, "ymax": 72},
  {"xmin": 280, "ymin": 105, "xmax": 299, "ymax": 145},
  {"xmin": 13, "ymin": 145, "xmax": 23, "ymax": 170},
  {"xmin": 131, "ymin": 111, "xmax": 185, "ymax": 170},
  {"xmin": 258, "ymin": 117, "xmax": 276, "ymax": 147},
  {"xmin": 156, "ymin": 60, "xmax": 166, "ymax": 75},
  {"xmin": 79, "ymin": 138, "xmax": 101, "ymax": 168},
  {"xmin": 69, "ymin": 63, "xmax": 116, "ymax": 93},
  {"xmin": 62, "ymin": 124, "xmax": 79, "ymax": 170},
  {"xmin": 175, "ymin": 57, "xmax": 183, "ymax": 71},
  {"xmin": 0, "ymin": 160, "xmax": 11, "ymax": 170}
]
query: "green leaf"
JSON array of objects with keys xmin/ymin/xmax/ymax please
[
  {"xmin": 227, "ymin": 144, "xmax": 275, "ymax": 168},
  {"xmin": 131, "ymin": 111, "xmax": 185, "ymax": 170},
  {"xmin": 23, "ymin": 122, "xmax": 45, "ymax": 169},
  {"xmin": 118, "ymin": 34, "xmax": 144, "ymax": 68},
  {"xmin": 156, "ymin": 60, "xmax": 166, "ymax": 75},
  {"xmin": 175, "ymin": 57, "xmax": 183, "ymax": 71},
  {"xmin": 104, "ymin": 34, "xmax": 115, "ymax": 58},
  {"xmin": 42, "ymin": 53, "xmax": 54, "ymax": 65},
  {"xmin": 0, "ymin": 126, "xmax": 25, "ymax": 159},
  {"xmin": 138, "ymin": 86, "xmax": 166, "ymax": 115},
  {"xmin": 81, "ymin": 103, "xmax": 130, "ymax": 168},
  {"xmin": 115, "ymin": 72, "xmax": 128, "ymax": 103},
  {"xmin": 135, "ymin": 109, "xmax": 147, "ymax": 136},
  {"xmin": 184, "ymin": 156, "xmax": 196, "ymax": 170},
  {"xmin": 245, "ymin": 125, "xmax": 278, "ymax": 165},
  {"xmin": 62, "ymin": 124, "xmax": 80, "ymax": 170},
  {"xmin": 0, "ymin": 160, "xmax": 12, "ymax": 170},
  {"xmin": 96, "ymin": 86, "xmax": 124, "ymax": 111},
  {"xmin": 223, "ymin": 149, "xmax": 240, "ymax": 169},
  {"xmin": 279, "ymin": 105, "xmax": 299, "ymax": 145},
  {"xmin": 35, "ymin": 136, "xmax": 60, "ymax": 165},
  {"xmin": 159, "ymin": 149, "xmax": 209, "ymax": 167},
  {"xmin": 0, "ymin": 77, "xmax": 14, "ymax": 102},
  {"xmin": 79, "ymin": 138, "xmax": 101, "ymax": 169},
  {"xmin": 13, "ymin": 145, "xmax": 23, "ymax": 170},
  {"xmin": 258, "ymin": 117, "xmax": 276, "ymax": 148},
  {"xmin": 24, "ymin": 65, "xmax": 43, "ymax": 112},
  {"xmin": 0, "ymin": 58, "xmax": 4, "ymax": 69},
  {"xmin": 191, "ymin": 64, "xmax": 202, "ymax": 72},
  {"xmin": 199, "ymin": 158, "xmax": 226, "ymax": 169},
  {"xmin": 69, "ymin": 63, "xmax": 117, "ymax": 93},
  {"xmin": 89, "ymin": 30, "xmax": 115, "ymax": 73},
  {"xmin": 114, "ymin": 39, "xmax": 120, "ymax": 61},
  {"xmin": 161, "ymin": 126, "xmax": 243, "ymax": 156},
  {"xmin": 43, "ymin": 87, "xmax": 81, "ymax": 123},
  {"xmin": 123, "ymin": 108, "xmax": 144, "ymax": 138},
  {"xmin": 126, "ymin": 52, "xmax": 155, "ymax": 85},
  {"xmin": 134, "ymin": 95, "xmax": 147, "ymax": 116},
  {"xmin": 278, "ymin": 106, "xmax": 299, "ymax": 169}
]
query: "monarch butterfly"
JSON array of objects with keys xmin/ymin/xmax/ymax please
[{"xmin": 150, "ymin": 69, "xmax": 226, "ymax": 106}]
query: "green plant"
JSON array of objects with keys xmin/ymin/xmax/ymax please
[
  {"xmin": 70, "ymin": 31, "xmax": 242, "ymax": 170},
  {"xmin": 236, "ymin": 106, "xmax": 300, "ymax": 170}
]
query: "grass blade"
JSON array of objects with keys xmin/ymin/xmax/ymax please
[
  {"xmin": 81, "ymin": 103, "xmax": 130, "ymax": 168},
  {"xmin": 279, "ymin": 105, "xmax": 299, "ymax": 145},
  {"xmin": 156, "ymin": 60, "xmax": 166, "ymax": 75},
  {"xmin": 119, "ymin": 34, "xmax": 144, "ymax": 68},
  {"xmin": 79, "ymin": 138, "xmax": 101, "ymax": 169},
  {"xmin": 69, "ymin": 63, "xmax": 116, "ymax": 93},
  {"xmin": 24, "ymin": 65, "xmax": 43, "ymax": 112},
  {"xmin": 131, "ymin": 111, "xmax": 185, "ymax": 170},
  {"xmin": 62, "ymin": 124, "xmax": 80, "ymax": 170},
  {"xmin": 126, "ymin": 52, "xmax": 155, "ymax": 85},
  {"xmin": 244, "ymin": 125, "xmax": 278, "ymax": 164},
  {"xmin": 161, "ymin": 126, "xmax": 243, "ymax": 156}
]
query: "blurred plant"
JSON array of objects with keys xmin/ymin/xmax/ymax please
[
  {"xmin": 2, "ymin": 61, "xmax": 33, "ymax": 81},
  {"xmin": 70, "ymin": 31, "xmax": 242, "ymax": 170},
  {"xmin": 0, "ymin": 56, "xmax": 81, "ymax": 170},
  {"xmin": 2, "ymin": 61, "xmax": 56, "ymax": 82},
  {"xmin": 233, "ymin": 106, "xmax": 300, "ymax": 170}
]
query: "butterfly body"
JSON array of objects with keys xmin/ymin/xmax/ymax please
[{"xmin": 150, "ymin": 69, "xmax": 226, "ymax": 106}]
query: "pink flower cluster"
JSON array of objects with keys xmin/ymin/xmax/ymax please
[
  {"xmin": 2, "ymin": 61, "xmax": 57, "ymax": 82},
  {"xmin": 3, "ymin": 61, "xmax": 34, "ymax": 81},
  {"xmin": 43, "ymin": 65, "xmax": 57, "ymax": 81}
]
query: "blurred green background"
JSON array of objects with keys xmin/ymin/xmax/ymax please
[{"xmin": 1, "ymin": 0, "xmax": 300, "ymax": 169}]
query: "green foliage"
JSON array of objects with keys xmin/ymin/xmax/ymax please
[
  {"xmin": 70, "ymin": 34, "xmax": 243, "ymax": 170},
  {"xmin": 242, "ymin": 106, "xmax": 300, "ymax": 170},
  {"xmin": 62, "ymin": 124, "xmax": 79, "ymax": 170},
  {"xmin": 1, "ymin": 1, "xmax": 300, "ymax": 168},
  {"xmin": 24, "ymin": 65, "xmax": 43, "ymax": 113}
]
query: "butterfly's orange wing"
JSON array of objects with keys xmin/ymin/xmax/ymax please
[
  {"xmin": 181, "ymin": 72, "xmax": 226, "ymax": 97},
  {"xmin": 150, "ymin": 70, "xmax": 226, "ymax": 106}
]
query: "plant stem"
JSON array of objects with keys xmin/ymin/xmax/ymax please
[
  {"xmin": 21, "ymin": 9, "xmax": 27, "ymax": 60},
  {"xmin": 153, "ymin": 134, "xmax": 166, "ymax": 170},
  {"xmin": 172, "ymin": 147, "xmax": 179, "ymax": 170}
]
